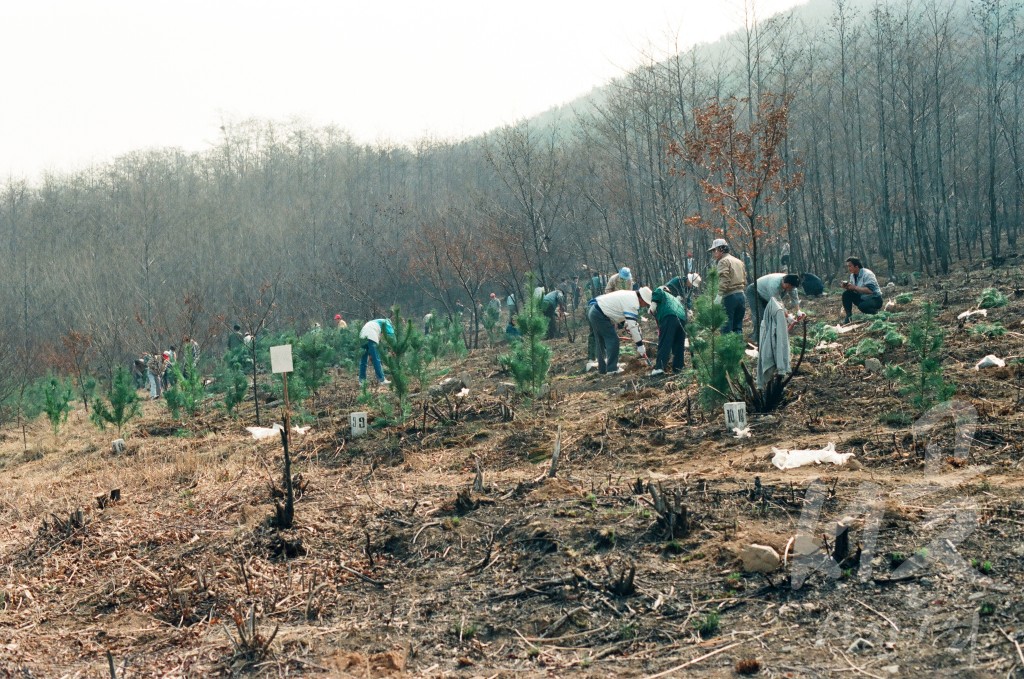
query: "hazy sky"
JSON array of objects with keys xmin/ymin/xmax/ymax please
[{"xmin": 1, "ymin": 0, "xmax": 804, "ymax": 182}]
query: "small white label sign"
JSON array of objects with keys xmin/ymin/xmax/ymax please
[
  {"xmin": 724, "ymin": 401, "xmax": 747, "ymax": 431},
  {"xmin": 270, "ymin": 344, "xmax": 293, "ymax": 374},
  {"xmin": 350, "ymin": 411, "xmax": 368, "ymax": 437}
]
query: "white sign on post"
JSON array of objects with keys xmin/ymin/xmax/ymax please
[
  {"xmin": 270, "ymin": 344, "xmax": 293, "ymax": 374},
  {"xmin": 350, "ymin": 411, "xmax": 368, "ymax": 437},
  {"xmin": 723, "ymin": 401, "xmax": 747, "ymax": 431}
]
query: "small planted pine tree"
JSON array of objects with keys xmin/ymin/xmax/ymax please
[
  {"xmin": 90, "ymin": 366, "xmax": 142, "ymax": 436},
  {"xmin": 328, "ymin": 323, "xmax": 364, "ymax": 372},
  {"xmin": 164, "ymin": 345, "xmax": 206, "ymax": 419},
  {"xmin": 498, "ymin": 274, "xmax": 551, "ymax": 397},
  {"xmin": 978, "ymin": 288, "xmax": 1008, "ymax": 309},
  {"xmin": 483, "ymin": 304, "xmax": 501, "ymax": 346},
  {"xmin": 43, "ymin": 376, "xmax": 74, "ymax": 438},
  {"xmin": 969, "ymin": 322, "xmax": 1006, "ymax": 338},
  {"xmin": 688, "ymin": 269, "xmax": 746, "ymax": 410},
  {"xmin": 12, "ymin": 378, "xmax": 47, "ymax": 452},
  {"xmin": 212, "ymin": 358, "xmax": 249, "ymax": 418},
  {"xmin": 381, "ymin": 307, "xmax": 417, "ymax": 416},
  {"xmin": 295, "ymin": 329, "xmax": 336, "ymax": 407},
  {"xmin": 406, "ymin": 326, "xmax": 432, "ymax": 390},
  {"xmin": 900, "ymin": 302, "xmax": 955, "ymax": 413}
]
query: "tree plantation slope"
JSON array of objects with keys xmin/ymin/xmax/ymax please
[{"xmin": 2, "ymin": 266, "xmax": 1024, "ymax": 676}]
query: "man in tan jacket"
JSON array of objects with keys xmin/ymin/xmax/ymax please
[{"xmin": 709, "ymin": 238, "xmax": 746, "ymax": 334}]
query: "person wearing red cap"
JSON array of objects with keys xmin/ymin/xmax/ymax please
[{"xmin": 334, "ymin": 313, "xmax": 348, "ymax": 330}]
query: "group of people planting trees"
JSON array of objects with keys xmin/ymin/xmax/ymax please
[{"xmin": 11, "ymin": 236, "xmax": 893, "ymax": 442}]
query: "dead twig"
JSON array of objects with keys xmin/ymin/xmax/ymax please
[
  {"xmin": 1000, "ymin": 628, "xmax": 1024, "ymax": 667},
  {"xmin": 412, "ymin": 521, "xmax": 441, "ymax": 544},
  {"xmin": 853, "ymin": 597, "xmax": 899, "ymax": 632},
  {"xmin": 834, "ymin": 647, "xmax": 885, "ymax": 679},
  {"xmin": 642, "ymin": 629, "xmax": 774, "ymax": 678},
  {"xmin": 338, "ymin": 561, "xmax": 388, "ymax": 588}
]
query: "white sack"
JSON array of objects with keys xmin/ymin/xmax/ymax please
[
  {"xmin": 975, "ymin": 355, "xmax": 1005, "ymax": 370},
  {"xmin": 246, "ymin": 423, "xmax": 310, "ymax": 440},
  {"xmin": 771, "ymin": 442, "xmax": 854, "ymax": 470},
  {"xmin": 957, "ymin": 309, "xmax": 987, "ymax": 321}
]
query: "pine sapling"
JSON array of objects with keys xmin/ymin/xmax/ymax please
[
  {"xmin": 213, "ymin": 358, "xmax": 249, "ymax": 418},
  {"xmin": 498, "ymin": 274, "xmax": 551, "ymax": 397},
  {"xmin": 381, "ymin": 307, "xmax": 417, "ymax": 416},
  {"xmin": 164, "ymin": 344, "xmax": 206, "ymax": 419},
  {"xmin": 328, "ymin": 322, "xmax": 363, "ymax": 372},
  {"xmin": 978, "ymin": 288, "xmax": 1008, "ymax": 309},
  {"xmin": 14, "ymin": 378, "xmax": 46, "ymax": 451},
  {"xmin": 295, "ymin": 330, "xmax": 336, "ymax": 407},
  {"xmin": 443, "ymin": 314, "xmax": 468, "ymax": 358},
  {"xmin": 688, "ymin": 269, "xmax": 745, "ymax": 410},
  {"xmin": 900, "ymin": 302, "xmax": 955, "ymax": 413},
  {"xmin": 483, "ymin": 304, "xmax": 501, "ymax": 347},
  {"xmin": 90, "ymin": 366, "xmax": 142, "ymax": 436},
  {"xmin": 43, "ymin": 376, "xmax": 74, "ymax": 438}
]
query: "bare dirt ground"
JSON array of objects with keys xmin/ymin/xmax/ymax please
[{"xmin": 2, "ymin": 260, "xmax": 1024, "ymax": 678}]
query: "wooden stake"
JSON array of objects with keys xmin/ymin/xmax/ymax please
[
  {"xmin": 548, "ymin": 425, "xmax": 562, "ymax": 478},
  {"xmin": 276, "ymin": 372, "xmax": 295, "ymax": 529}
]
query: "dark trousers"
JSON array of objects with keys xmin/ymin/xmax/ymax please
[
  {"xmin": 543, "ymin": 302, "xmax": 558, "ymax": 339},
  {"xmin": 587, "ymin": 305, "xmax": 620, "ymax": 373},
  {"xmin": 721, "ymin": 291, "xmax": 746, "ymax": 335},
  {"xmin": 744, "ymin": 283, "xmax": 769, "ymax": 342},
  {"xmin": 655, "ymin": 316, "xmax": 686, "ymax": 372},
  {"xmin": 842, "ymin": 290, "xmax": 883, "ymax": 318}
]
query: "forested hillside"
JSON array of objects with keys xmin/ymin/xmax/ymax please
[{"xmin": 1, "ymin": 0, "xmax": 1020, "ymax": 389}]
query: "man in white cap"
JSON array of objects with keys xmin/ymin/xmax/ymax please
[
  {"xmin": 708, "ymin": 238, "xmax": 747, "ymax": 334},
  {"xmin": 586, "ymin": 287, "xmax": 652, "ymax": 374},
  {"xmin": 604, "ymin": 266, "xmax": 633, "ymax": 293}
]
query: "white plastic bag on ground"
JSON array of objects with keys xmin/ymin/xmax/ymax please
[
  {"xmin": 246, "ymin": 423, "xmax": 310, "ymax": 440},
  {"xmin": 957, "ymin": 309, "xmax": 987, "ymax": 321},
  {"xmin": 975, "ymin": 355, "xmax": 1005, "ymax": 370},
  {"xmin": 246, "ymin": 425, "xmax": 280, "ymax": 440},
  {"xmin": 771, "ymin": 442, "xmax": 853, "ymax": 470}
]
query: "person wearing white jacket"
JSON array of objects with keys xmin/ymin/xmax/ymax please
[
  {"xmin": 358, "ymin": 319, "xmax": 394, "ymax": 386},
  {"xmin": 586, "ymin": 288, "xmax": 652, "ymax": 374}
]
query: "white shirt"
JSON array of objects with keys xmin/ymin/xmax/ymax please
[
  {"xmin": 359, "ymin": 320, "xmax": 383, "ymax": 343},
  {"xmin": 594, "ymin": 290, "xmax": 644, "ymax": 346}
]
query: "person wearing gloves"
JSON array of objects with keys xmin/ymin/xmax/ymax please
[
  {"xmin": 709, "ymin": 239, "xmax": 747, "ymax": 334},
  {"xmin": 586, "ymin": 287, "xmax": 652, "ymax": 374},
  {"xmin": 745, "ymin": 272, "xmax": 804, "ymax": 342},
  {"xmin": 358, "ymin": 318, "xmax": 395, "ymax": 386},
  {"xmin": 648, "ymin": 285, "xmax": 688, "ymax": 376},
  {"xmin": 604, "ymin": 266, "xmax": 634, "ymax": 293}
]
